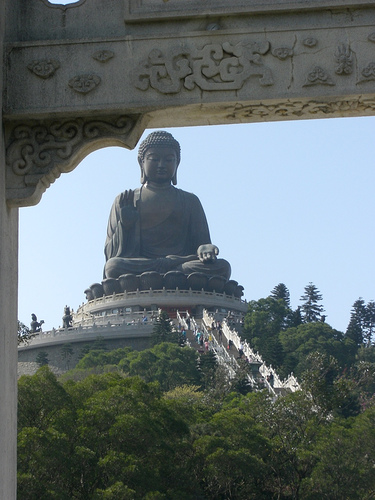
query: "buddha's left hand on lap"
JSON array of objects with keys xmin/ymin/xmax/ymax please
[{"xmin": 197, "ymin": 244, "xmax": 219, "ymax": 264}]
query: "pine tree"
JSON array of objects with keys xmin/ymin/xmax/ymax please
[
  {"xmin": 35, "ymin": 351, "xmax": 49, "ymax": 367},
  {"xmin": 289, "ymin": 306, "xmax": 303, "ymax": 327},
  {"xmin": 151, "ymin": 310, "xmax": 179, "ymax": 346},
  {"xmin": 270, "ymin": 283, "xmax": 291, "ymax": 308},
  {"xmin": 60, "ymin": 343, "xmax": 74, "ymax": 370},
  {"xmin": 345, "ymin": 298, "xmax": 366, "ymax": 346},
  {"xmin": 364, "ymin": 300, "xmax": 375, "ymax": 346},
  {"xmin": 300, "ymin": 282, "xmax": 325, "ymax": 323}
]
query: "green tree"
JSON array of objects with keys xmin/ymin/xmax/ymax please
[
  {"xmin": 121, "ymin": 342, "xmax": 201, "ymax": 391},
  {"xmin": 75, "ymin": 347, "xmax": 133, "ymax": 370},
  {"xmin": 302, "ymin": 351, "xmax": 361, "ymax": 418},
  {"xmin": 243, "ymin": 296, "xmax": 289, "ymax": 368},
  {"xmin": 345, "ymin": 298, "xmax": 366, "ymax": 346},
  {"xmin": 35, "ymin": 351, "xmax": 49, "ymax": 367},
  {"xmin": 271, "ymin": 282, "xmax": 291, "ymax": 307},
  {"xmin": 279, "ymin": 322, "xmax": 350, "ymax": 378},
  {"xmin": 254, "ymin": 390, "xmax": 325, "ymax": 499},
  {"xmin": 289, "ymin": 306, "xmax": 303, "ymax": 328},
  {"xmin": 193, "ymin": 405, "xmax": 270, "ymax": 499},
  {"xmin": 229, "ymin": 359, "xmax": 253, "ymax": 395},
  {"xmin": 18, "ymin": 366, "xmax": 72, "ymax": 430},
  {"xmin": 364, "ymin": 300, "xmax": 375, "ymax": 346},
  {"xmin": 67, "ymin": 375, "xmax": 194, "ymax": 498},
  {"xmin": 151, "ymin": 310, "xmax": 180, "ymax": 346},
  {"xmin": 17, "ymin": 367, "xmax": 76, "ymax": 498},
  {"xmin": 198, "ymin": 350, "xmax": 218, "ymax": 389},
  {"xmin": 18, "ymin": 320, "xmax": 32, "ymax": 346},
  {"xmin": 300, "ymin": 282, "xmax": 325, "ymax": 322},
  {"xmin": 60, "ymin": 343, "xmax": 74, "ymax": 370},
  {"xmin": 305, "ymin": 408, "xmax": 375, "ymax": 499}
]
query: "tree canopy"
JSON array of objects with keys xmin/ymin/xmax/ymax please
[{"xmin": 17, "ymin": 284, "xmax": 375, "ymax": 499}]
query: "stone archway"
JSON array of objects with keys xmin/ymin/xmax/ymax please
[{"xmin": 3, "ymin": 0, "xmax": 375, "ymax": 496}]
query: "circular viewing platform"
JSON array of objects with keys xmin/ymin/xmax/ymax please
[{"xmin": 75, "ymin": 287, "xmax": 248, "ymax": 327}]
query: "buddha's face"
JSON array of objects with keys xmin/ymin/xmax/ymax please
[{"xmin": 142, "ymin": 146, "xmax": 178, "ymax": 184}]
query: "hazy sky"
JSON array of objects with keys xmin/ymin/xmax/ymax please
[{"xmin": 18, "ymin": 117, "xmax": 375, "ymax": 332}]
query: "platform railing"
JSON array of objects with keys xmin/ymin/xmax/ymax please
[{"xmin": 202, "ymin": 310, "xmax": 300, "ymax": 395}]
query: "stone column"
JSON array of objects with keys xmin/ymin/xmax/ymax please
[
  {"xmin": 0, "ymin": 200, "xmax": 18, "ymax": 499},
  {"xmin": 0, "ymin": 0, "xmax": 18, "ymax": 497}
]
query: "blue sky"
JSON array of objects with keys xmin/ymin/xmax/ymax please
[{"xmin": 18, "ymin": 117, "xmax": 375, "ymax": 332}]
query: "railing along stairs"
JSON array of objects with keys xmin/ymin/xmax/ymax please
[{"xmin": 202, "ymin": 309, "xmax": 300, "ymax": 396}]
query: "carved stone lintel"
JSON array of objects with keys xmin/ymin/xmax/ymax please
[
  {"xmin": 225, "ymin": 97, "xmax": 375, "ymax": 121},
  {"xmin": 5, "ymin": 114, "xmax": 146, "ymax": 207}
]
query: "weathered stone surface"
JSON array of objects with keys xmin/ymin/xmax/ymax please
[
  {"xmin": 163, "ymin": 271, "xmax": 188, "ymax": 290},
  {"xmin": 102, "ymin": 278, "xmax": 122, "ymax": 296},
  {"xmin": 119, "ymin": 273, "xmax": 141, "ymax": 293},
  {"xmin": 4, "ymin": 0, "xmax": 375, "ymax": 206},
  {"xmin": 0, "ymin": 2, "xmax": 17, "ymax": 498},
  {"xmin": 139, "ymin": 271, "xmax": 164, "ymax": 291}
]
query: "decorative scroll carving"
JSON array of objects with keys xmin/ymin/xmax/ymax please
[
  {"xmin": 134, "ymin": 41, "xmax": 273, "ymax": 94},
  {"xmin": 6, "ymin": 116, "xmax": 136, "ymax": 177},
  {"xmin": 302, "ymin": 37, "xmax": 318, "ymax": 47},
  {"xmin": 225, "ymin": 98, "xmax": 375, "ymax": 121},
  {"xmin": 335, "ymin": 44, "xmax": 353, "ymax": 75},
  {"xmin": 303, "ymin": 66, "xmax": 335, "ymax": 86},
  {"xmin": 68, "ymin": 74, "xmax": 101, "ymax": 93},
  {"xmin": 28, "ymin": 59, "xmax": 60, "ymax": 79},
  {"xmin": 358, "ymin": 62, "xmax": 375, "ymax": 82},
  {"xmin": 93, "ymin": 50, "xmax": 114, "ymax": 63},
  {"xmin": 272, "ymin": 47, "xmax": 293, "ymax": 60}
]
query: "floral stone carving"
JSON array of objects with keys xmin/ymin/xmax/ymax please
[
  {"xmin": 69, "ymin": 74, "xmax": 101, "ymax": 93},
  {"xmin": 28, "ymin": 59, "xmax": 60, "ymax": 79},
  {"xmin": 335, "ymin": 44, "xmax": 353, "ymax": 75},
  {"xmin": 303, "ymin": 66, "xmax": 335, "ymax": 86},
  {"xmin": 302, "ymin": 37, "xmax": 318, "ymax": 48},
  {"xmin": 359, "ymin": 62, "xmax": 375, "ymax": 82},
  {"xmin": 92, "ymin": 50, "xmax": 114, "ymax": 63},
  {"xmin": 272, "ymin": 47, "xmax": 293, "ymax": 60}
]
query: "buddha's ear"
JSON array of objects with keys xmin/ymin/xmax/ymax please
[
  {"xmin": 138, "ymin": 157, "xmax": 147, "ymax": 184},
  {"xmin": 172, "ymin": 166, "xmax": 178, "ymax": 185},
  {"xmin": 140, "ymin": 167, "xmax": 147, "ymax": 185}
]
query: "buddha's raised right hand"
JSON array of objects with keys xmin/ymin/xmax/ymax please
[{"xmin": 119, "ymin": 190, "xmax": 139, "ymax": 229}]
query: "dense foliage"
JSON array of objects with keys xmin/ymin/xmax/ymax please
[
  {"xmin": 18, "ymin": 333, "xmax": 375, "ymax": 499},
  {"xmin": 243, "ymin": 283, "xmax": 375, "ymax": 380}
]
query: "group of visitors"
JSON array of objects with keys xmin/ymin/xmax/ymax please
[{"xmin": 194, "ymin": 328, "xmax": 212, "ymax": 352}]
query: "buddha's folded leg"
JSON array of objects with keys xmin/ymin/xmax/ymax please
[
  {"xmin": 105, "ymin": 257, "xmax": 159, "ymax": 278},
  {"xmin": 105, "ymin": 256, "xmax": 231, "ymax": 280}
]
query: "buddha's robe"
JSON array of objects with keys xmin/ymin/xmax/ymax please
[{"xmin": 104, "ymin": 186, "xmax": 231, "ymax": 279}]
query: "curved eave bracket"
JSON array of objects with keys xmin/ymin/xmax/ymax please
[{"xmin": 5, "ymin": 114, "xmax": 148, "ymax": 207}]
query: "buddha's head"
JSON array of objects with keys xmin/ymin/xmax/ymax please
[{"xmin": 138, "ymin": 131, "xmax": 181, "ymax": 185}]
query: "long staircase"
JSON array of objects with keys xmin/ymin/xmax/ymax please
[{"xmin": 177, "ymin": 309, "xmax": 300, "ymax": 397}]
